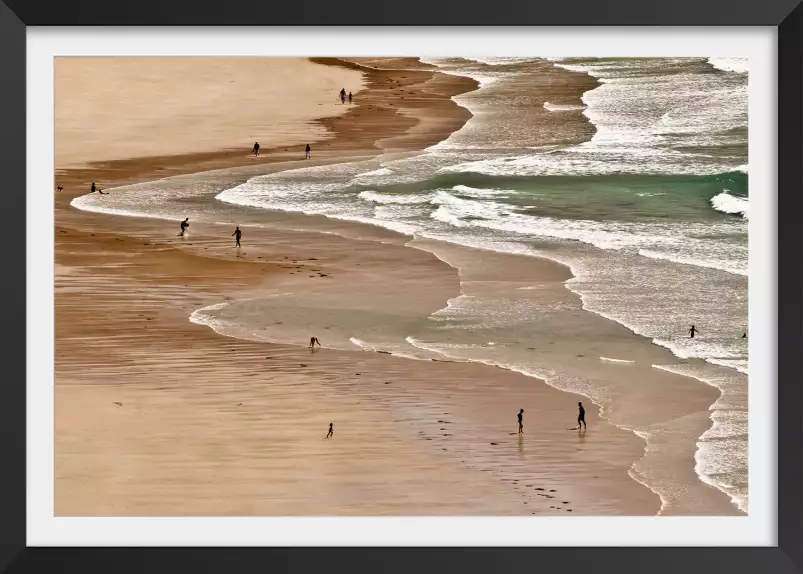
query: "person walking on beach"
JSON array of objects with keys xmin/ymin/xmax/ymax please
[
  {"xmin": 179, "ymin": 217, "xmax": 189, "ymax": 237},
  {"xmin": 253, "ymin": 141, "xmax": 260, "ymax": 157},
  {"xmin": 326, "ymin": 423, "xmax": 334, "ymax": 438},
  {"xmin": 305, "ymin": 144, "xmax": 311, "ymax": 159},
  {"xmin": 577, "ymin": 402, "xmax": 586, "ymax": 430},
  {"xmin": 517, "ymin": 408, "xmax": 524, "ymax": 434},
  {"xmin": 689, "ymin": 324, "xmax": 698, "ymax": 339},
  {"xmin": 309, "ymin": 336, "xmax": 321, "ymax": 348},
  {"xmin": 339, "ymin": 88, "xmax": 346, "ymax": 104},
  {"xmin": 348, "ymin": 91, "xmax": 353, "ymax": 103},
  {"xmin": 232, "ymin": 226, "xmax": 242, "ymax": 248}
]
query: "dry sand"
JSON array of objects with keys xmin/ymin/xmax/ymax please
[{"xmin": 54, "ymin": 57, "xmax": 733, "ymax": 517}]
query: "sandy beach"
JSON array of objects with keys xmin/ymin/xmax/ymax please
[{"xmin": 55, "ymin": 57, "xmax": 741, "ymax": 516}]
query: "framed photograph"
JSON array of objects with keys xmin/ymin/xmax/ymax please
[{"xmin": 1, "ymin": 0, "xmax": 800, "ymax": 572}]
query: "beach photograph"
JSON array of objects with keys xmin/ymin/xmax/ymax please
[{"xmin": 54, "ymin": 56, "xmax": 749, "ymax": 518}]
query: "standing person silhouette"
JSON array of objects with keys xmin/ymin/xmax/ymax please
[
  {"xmin": 348, "ymin": 91, "xmax": 353, "ymax": 103},
  {"xmin": 339, "ymin": 88, "xmax": 346, "ymax": 104},
  {"xmin": 689, "ymin": 324, "xmax": 699, "ymax": 338},
  {"xmin": 253, "ymin": 141, "xmax": 260, "ymax": 156},
  {"xmin": 517, "ymin": 409, "xmax": 524, "ymax": 434},
  {"xmin": 577, "ymin": 402, "xmax": 586, "ymax": 430},
  {"xmin": 232, "ymin": 226, "xmax": 242, "ymax": 248},
  {"xmin": 308, "ymin": 336, "xmax": 321, "ymax": 348},
  {"xmin": 305, "ymin": 144, "xmax": 311, "ymax": 159},
  {"xmin": 326, "ymin": 423, "xmax": 334, "ymax": 438},
  {"xmin": 179, "ymin": 217, "xmax": 189, "ymax": 237}
]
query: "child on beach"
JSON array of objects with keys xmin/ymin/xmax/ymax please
[
  {"xmin": 348, "ymin": 92, "xmax": 353, "ymax": 103},
  {"xmin": 577, "ymin": 402, "xmax": 586, "ymax": 430},
  {"xmin": 326, "ymin": 423, "xmax": 334, "ymax": 438},
  {"xmin": 305, "ymin": 144, "xmax": 311, "ymax": 159},
  {"xmin": 517, "ymin": 409, "xmax": 524, "ymax": 434},
  {"xmin": 253, "ymin": 141, "xmax": 260, "ymax": 157},
  {"xmin": 179, "ymin": 217, "xmax": 189, "ymax": 237},
  {"xmin": 232, "ymin": 226, "xmax": 242, "ymax": 247}
]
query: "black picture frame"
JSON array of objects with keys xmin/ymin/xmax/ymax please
[{"xmin": 1, "ymin": 1, "xmax": 799, "ymax": 572}]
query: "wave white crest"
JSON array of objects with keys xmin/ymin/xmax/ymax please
[
  {"xmin": 708, "ymin": 57, "xmax": 749, "ymax": 74},
  {"xmin": 710, "ymin": 191, "xmax": 749, "ymax": 219},
  {"xmin": 359, "ymin": 190, "xmax": 432, "ymax": 204}
]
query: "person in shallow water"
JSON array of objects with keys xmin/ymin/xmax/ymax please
[
  {"xmin": 577, "ymin": 402, "xmax": 586, "ymax": 430},
  {"xmin": 179, "ymin": 217, "xmax": 189, "ymax": 236},
  {"xmin": 252, "ymin": 141, "xmax": 260, "ymax": 156},
  {"xmin": 517, "ymin": 409, "xmax": 524, "ymax": 434},
  {"xmin": 91, "ymin": 182, "xmax": 106, "ymax": 195},
  {"xmin": 326, "ymin": 423, "xmax": 334, "ymax": 438},
  {"xmin": 689, "ymin": 324, "xmax": 698, "ymax": 338},
  {"xmin": 305, "ymin": 143, "xmax": 311, "ymax": 159},
  {"xmin": 308, "ymin": 337, "xmax": 321, "ymax": 348},
  {"xmin": 339, "ymin": 88, "xmax": 346, "ymax": 103},
  {"xmin": 232, "ymin": 226, "xmax": 242, "ymax": 247}
]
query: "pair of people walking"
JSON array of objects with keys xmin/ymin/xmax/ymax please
[
  {"xmin": 175, "ymin": 218, "xmax": 242, "ymax": 247},
  {"xmin": 516, "ymin": 402, "xmax": 586, "ymax": 434}
]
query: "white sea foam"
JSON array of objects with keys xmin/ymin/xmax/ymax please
[
  {"xmin": 358, "ymin": 190, "xmax": 432, "ymax": 204},
  {"xmin": 599, "ymin": 356, "xmax": 635, "ymax": 364},
  {"xmin": 710, "ymin": 191, "xmax": 749, "ymax": 219},
  {"xmin": 707, "ymin": 57, "xmax": 749, "ymax": 74}
]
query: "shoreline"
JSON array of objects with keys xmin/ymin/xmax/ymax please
[{"xmin": 55, "ymin": 57, "xmax": 739, "ymax": 516}]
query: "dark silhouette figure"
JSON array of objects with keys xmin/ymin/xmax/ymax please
[
  {"xmin": 348, "ymin": 92, "xmax": 353, "ymax": 103},
  {"xmin": 517, "ymin": 408, "xmax": 524, "ymax": 434},
  {"xmin": 309, "ymin": 337, "xmax": 321, "ymax": 348},
  {"xmin": 742, "ymin": 333, "xmax": 747, "ymax": 339},
  {"xmin": 179, "ymin": 217, "xmax": 189, "ymax": 237},
  {"xmin": 689, "ymin": 325, "xmax": 698, "ymax": 338},
  {"xmin": 91, "ymin": 182, "xmax": 106, "ymax": 195},
  {"xmin": 577, "ymin": 402, "xmax": 586, "ymax": 429},
  {"xmin": 253, "ymin": 142, "xmax": 260, "ymax": 156},
  {"xmin": 339, "ymin": 88, "xmax": 346, "ymax": 104},
  {"xmin": 326, "ymin": 423, "xmax": 334, "ymax": 438},
  {"xmin": 56, "ymin": 185, "xmax": 63, "ymax": 192},
  {"xmin": 305, "ymin": 144, "xmax": 311, "ymax": 159},
  {"xmin": 232, "ymin": 226, "xmax": 242, "ymax": 247}
]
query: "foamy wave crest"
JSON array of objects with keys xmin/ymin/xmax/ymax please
[
  {"xmin": 544, "ymin": 102, "xmax": 586, "ymax": 112},
  {"xmin": 708, "ymin": 57, "xmax": 749, "ymax": 74},
  {"xmin": 349, "ymin": 337, "xmax": 372, "ymax": 350},
  {"xmin": 711, "ymin": 191, "xmax": 749, "ymax": 219},
  {"xmin": 451, "ymin": 185, "xmax": 514, "ymax": 198},
  {"xmin": 359, "ymin": 190, "xmax": 432, "ymax": 205}
]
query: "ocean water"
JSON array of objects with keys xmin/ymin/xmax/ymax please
[{"xmin": 73, "ymin": 57, "xmax": 749, "ymax": 513}]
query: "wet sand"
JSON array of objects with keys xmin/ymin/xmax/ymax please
[{"xmin": 54, "ymin": 57, "xmax": 735, "ymax": 516}]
